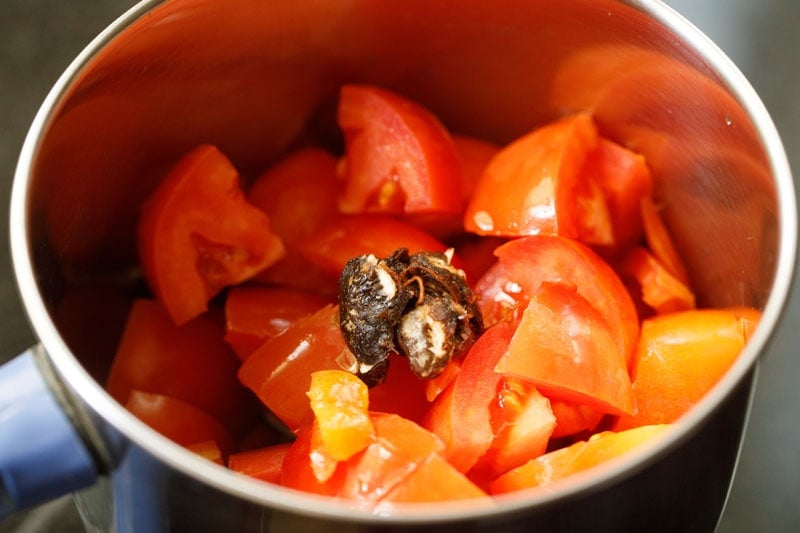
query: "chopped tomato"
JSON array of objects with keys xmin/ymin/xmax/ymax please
[
  {"xmin": 424, "ymin": 359, "xmax": 461, "ymax": 403},
  {"xmin": 468, "ymin": 377, "xmax": 555, "ymax": 488},
  {"xmin": 138, "ymin": 144, "xmax": 285, "ymax": 325},
  {"xmin": 228, "ymin": 443, "xmax": 292, "ymax": 484},
  {"xmin": 307, "ymin": 370, "xmax": 375, "ymax": 462},
  {"xmin": 496, "ymin": 282, "xmax": 634, "ymax": 416},
  {"xmin": 106, "ymin": 299, "xmax": 258, "ymax": 437},
  {"xmin": 125, "ymin": 390, "xmax": 234, "ymax": 455},
  {"xmin": 247, "ymin": 148, "xmax": 340, "ymax": 244},
  {"xmin": 613, "ymin": 308, "xmax": 761, "ymax": 430},
  {"xmin": 490, "ymin": 425, "xmax": 671, "ymax": 494},
  {"xmin": 247, "ymin": 148, "xmax": 342, "ymax": 295},
  {"xmin": 238, "ymin": 304, "xmax": 347, "ymax": 431},
  {"xmin": 618, "ymin": 246, "xmax": 695, "ymax": 316},
  {"xmin": 464, "ymin": 113, "xmax": 598, "ymax": 238},
  {"xmin": 548, "ymin": 400, "xmax": 605, "ymax": 439},
  {"xmin": 452, "ymin": 135, "xmax": 501, "ymax": 205},
  {"xmin": 295, "ymin": 214, "xmax": 449, "ymax": 278},
  {"xmin": 367, "ymin": 355, "xmax": 431, "ymax": 424},
  {"xmin": 224, "ymin": 286, "xmax": 329, "ymax": 360},
  {"xmin": 337, "ymin": 84, "xmax": 463, "ymax": 215},
  {"xmin": 453, "ymin": 235, "xmax": 507, "ymax": 288},
  {"xmin": 640, "ymin": 196, "xmax": 690, "ymax": 285},
  {"xmin": 423, "ymin": 322, "xmax": 515, "ymax": 472},
  {"xmin": 377, "ymin": 454, "xmax": 490, "ymax": 507},
  {"xmin": 477, "ymin": 235, "xmax": 639, "ymax": 366},
  {"xmin": 283, "ymin": 413, "xmax": 450, "ymax": 506},
  {"xmin": 582, "ymin": 138, "xmax": 653, "ymax": 250},
  {"xmin": 186, "ymin": 440, "xmax": 224, "ymax": 465}
]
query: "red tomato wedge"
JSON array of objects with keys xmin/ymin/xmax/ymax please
[
  {"xmin": 238, "ymin": 304, "xmax": 347, "ymax": 431},
  {"xmin": 548, "ymin": 400, "xmax": 605, "ymax": 439},
  {"xmin": 107, "ymin": 299, "xmax": 258, "ymax": 437},
  {"xmin": 228, "ymin": 443, "xmax": 292, "ymax": 484},
  {"xmin": 125, "ymin": 390, "xmax": 235, "ymax": 455},
  {"xmin": 138, "ymin": 144, "xmax": 285, "ymax": 325},
  {"xmin": 490, "ymin": 425, "xmax": 671, "ymax": 494},
  {"xmin": 468, "ymin": 377, "xmax": 555, "ymax": 488},
  {"xmin": 337, "ymin": 84, "xmax": 463, "ymax": 215},
  {"xmin": 582, "ymin": 138, "xmax": 653, "ymax": 250},
  {"xmin": 367, "ymin": 354, "xmax": 431, "ymax": 424},
  {"xmin": 224, "ymin": 286, "xmax": 329, "ymax": 360},
  {"xmin": 464, "ymin": 113, "xmax": 598, "ymax": 238},
  {"xmin": 496, "ymin": 282, "xmax": 635, "ymax": 416},
  {"xmin": 477, "ymin": 235, "xmax": 639, "ymax": 366},
  {"xmin": 618, "ymin": 246, "xmax": 696, "ymax": 316},
  {"xmin": 282, "ymin": 413, "xmax": 481, "ymax": 507},
  {"xmin": 452, "ymin": 135, "xmax": 501, "ymax": 205},
  {"xmin": 295, "ymin": 214, "xmax": 449, "ymax": 278},
  {"xmin": 614, "ymin": 308, "xmax": 760, "ymax": 430},
  {"xmin": 423, "ymin": 322, "xmax": 515, "ymax": 473}
]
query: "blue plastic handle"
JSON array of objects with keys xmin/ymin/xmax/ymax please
[{"xmin": 0, "ymin": 350, "xmax": 97, "ymax": 518}]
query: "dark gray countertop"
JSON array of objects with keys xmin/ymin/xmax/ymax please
[{"xmin": 1, "ymin": 1, "xmax": 798, "ymax": 531}]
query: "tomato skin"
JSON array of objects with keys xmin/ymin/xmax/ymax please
[
  {"xmin": 138, "ymin": 145, "xmax": 285, "ymax": 325},
  {"xmin": 613, "ymin": 308, "xmax": 760, "ymax": 430},
  {"xmin": 497, "ymin": 282, "xmax": 634, "ymax": 416},
  {"xmin": 464, "ymin": 113, "xmax": 598, "ymax": 238},
  {"xmin": 295, "ymin": 214, "xmax": 449, "ymax": 278},
  {"xmin": 106, "ymin": 299, "xmax": 258, "ymax": 437},
  {"xmin": 248, "ymin": 148, "xmax": 342, "ymax": 295},
  {"xmin": 583, "ymin": 138, "xmax": 654, "ymax": 250},
  {"xmin": 237, "ymin": 304, "xmax": 347, "ymax": 431},
  {"xmin": 479, "ymin": 235, "xmax": 639, "ymax": 367},
  {"xmin": 228, "ymin": 443, "xmax": 292, "ymax": 484},
  {"xmin": 490, "ymin": 425, "xmax": 671, "ymax": 494},
  {"xmin": 224, "ymin": 286, "xmax": 330, "ymax": 360},
  {"xmin": 337, "ymin": 85, "xmax": 463, "ymax": 215},
  {"xmin": 367, "ymin": 355, "xmax": 431, "ymax": 424},
  {"xmin": 423, "ymin": 322, "xmax": 516, "ymax": 473},
  {"xmin": 125, "ymin": 390, "xmax": 235, "ymax": 455},
  {"xmin": 468, "ymin": 378, "xmax": 555, "ymax": 488}
]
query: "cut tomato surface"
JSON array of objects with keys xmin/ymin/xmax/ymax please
[
  {"xmin": 490, "ymin": 425, "xmax": 671, "ymax": 494},
  {"xmin": 464, "ymin": 113, "xmax": 598, "ymax": 238},
  {"xmin": 337, "ymin": 84, "xmax": 463, "ymax": 215},
  {"xmin": 107, "ymin": 299, "xmax": 258, "ymax": 437},
  {"xmin": 138, "ymin": 144, "xmax": 285, "ymax": 325},
  {"xmin": 640, "ymin": 196, "xmax": 690, "ymax": 286},
  {"xmin": 296, "ymin": 213, "xmax": 449, "ymax": 278},
  {"xmin": 228, "ymin": 443, "xmax": 292, "ymax": 484},
  {"xmin": 125, "ymin": 390, "xmax": 234, "ymax": 455},
  {"xmin": 224, "ymin": 286, "xmax": 330, "ymax": 360},
  {"xmin": 477, "ymin": 235, "xmax": 639, "ymax": 366},
  {"xmin": 614, "ymin": 308, "xmax": 760, "ymax": 430},
  {"xmin": 496, "ymin": 282, "xmax": 634, "ymax": 416},
  {"xmin": 237, "ymin": 304, "xmax": 348, "ymax": 431},
  {"xmin": 423, "ymin": 322, "xmax": 515, "ymax": 473},
  {"xmin": 618, "ymin": 246, "xmax": 696, "ymax": 316}
]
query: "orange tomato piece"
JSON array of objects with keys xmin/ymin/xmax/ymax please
[
  {"xmin": 490, "ymin": 425, "xmax": 671, "ymax": 494},
  {"xmin": 618, "ymin": 246, "xmax": 696, "ymax": 316},
  {"xmin": 138, "ymin": 145, "xmax": 285, "ymax": 325},
  {"xmin": 614, "ymin": 308, "xmax": 761, "ymax": 430},
  {"xmin": 307, "ymin": 370, "xmax": 375, "ymax": 462},
  {"xmin": 186, "ymin": 440, "xmax": 224, "ymax": 465},
  {"xmin": 640, "ymin": 196, "xmax": 690, "ymax": 285}
]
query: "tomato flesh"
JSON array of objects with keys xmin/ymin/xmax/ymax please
[{"xmin": 138, "ymin": 144, "xmax": 285, "ymax": 325}]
